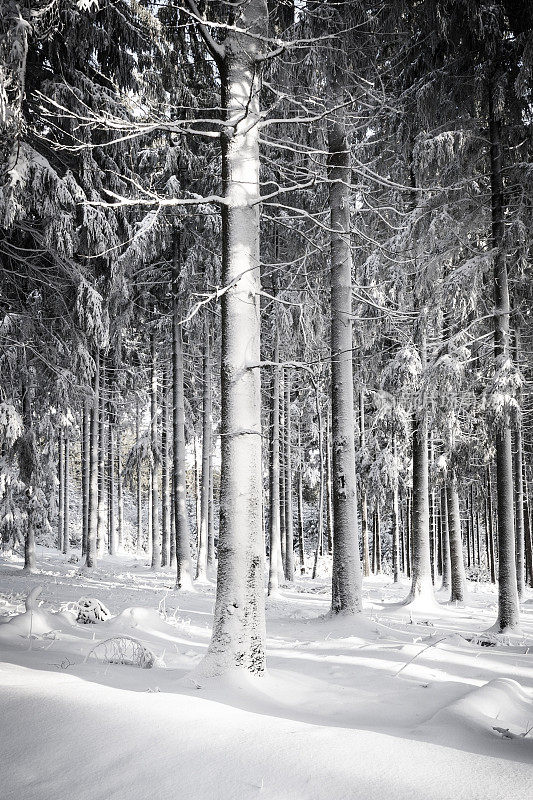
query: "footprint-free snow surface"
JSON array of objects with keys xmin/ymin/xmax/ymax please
[{"xmin": 1, "ymin": 548, "xmax": 532, "ymax": 799}]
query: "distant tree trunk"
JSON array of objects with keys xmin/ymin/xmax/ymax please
[
  {"xmin": 325, "ymin": 403, "xmax": 333, "ymax": 555},
  {"xmin": 312, "ymin": 387, "xmax": 325, "ymax": 580},
  {"xmin": 329, "ymin": 103, "xmax": 362, "ymax": 613},
  {"xmin": 161, "ymin": 363, "xmax": 170, "ymax": 567},
  {"xmin": 406, "ymin": 490, "xmax": 412, "ymax": 578},
  {"xmin": 392, "ymin": 436, "xmax": 400, "ymax": 582},
  {"xmin": 150, "ymin": 331, "xmax": 161, "ymax": 570},
  {"xmin": 97, "ymin": 357, "xmax": 106, "ymax": 556},
  {"xmin": 489, "ymin": 82, "xmax": 520, "ymax": 630},
  {"xmin": 204, "ymin": 0, "xmax": 268, "ymax": 674},
  {"xmin": 446, "ymin": 474, "xmax": 467, "ymax": 602},
  {"xmin": 117, "ymin": 420, "xmax": 124, "ymax": 551},
  {"xmin": 107, "ymin": 421, "xmax": 116, "ymax": 556},
  {"xmin": 136, "ymin": 395, "xmax": 142, "ymax": 556},
  {"xmin": 487, "ymin": 466, "xmax": 497, "ymax": 583},
  {"xmin": 193, "ymin": 432, "xmax": 201, "ymax": 544},
  {"xmin": 440, "ymin": 486, "xmax": 451, "ymax": 592},
  {"xmin": 524, "ymin": 465, "xmax": 533, "ymax": 589},
  {"xmin": 86, "ymin": 350, "xmax": 99, "ymax": 568},
  {"xmin": 197, "ymin": 325, "xmax": 211, "ymax": 582},
  {"xmin": 279, "ymin": 369, "xmax": 287, "ymax": 571},
  {"xmin": 359, "ymin": 389, "xmax": 370, "ymax": 578},
  {"xmin": 20, "ymin": 369, "xmax": 36, "ymax": 573},
  {"xmin": 58, "ymin": 427, "xmax": 64, "ymax": 551},
  {"xmin": 63, "ymin": 432, "xmax": 70, "ymax": 555},
  {"xmin": 268, "ymin": 341, "xmax": 283, "ymax": 595},
  {"xmin": 172, "ymin": 283, "xmax": 193, "ymax": 590},
  {"xmin": 284, "ymin": 369, "xmax": 294, "ymax": 581},
  {"xmin": 81, "ymin": 398, "xmax": 90, "ymax": 556},
  {"xmin": 147, "ymin": 471, "xmax": 152, "ymax": 560},
  {"xmin": 373, "ymin": 502, "xmax": 381, "ymax": 575},
  {"xmin": 407, "ymin": 402, "xmax": 433, "ymax": 603},
  {"xmin": 208, "ymin": 446, "xmax": 215, "ymax": 569},
  {"xmin": 512, "ymin": 390, "xmax": 525, "ymax": 598},
  {"xmin": 296, "ymin": 416, "xmax": 305, "ymax": 575}
]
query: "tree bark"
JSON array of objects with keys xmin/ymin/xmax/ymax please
[
  {"xmin": 359, "ymin": 389, "xmax": 370, "ymax": 578},
  {"xmin": 329, "ymin": 104, "xmax": 362, "ymax": 614},
  {"xmin": 297, "ymin": 416, "xmax": 305, "ymax": 575},
  {"xmin": 392, "ymin": 436, "xmax": 400, "ymax": 582},
  {"xmin": 150, "ymin": 331, "xmax": 161, "ymax": 570},
  {"xmin": 63, "ymin": 432, "xmax": 70, "ymax": 555},
  {"xmin": 161, "ymin": 363, "xmax": 171, "ymax": 567},
  {"xmin": 446, "ymin": 474, "xmax": 467, "ymax": 602},
  {"xmin": 407, "ymin": 405, "xmax": 434, "ymax": 603},
  {"xmin": 172, "ymin": 281, "xmax": 193, "ymax": 590},
  {"xmin": 440, "ymin": 486, "xmax": 451, "ymax": 592},
  {"xmin": 107, "ymin": 420, "xmax": 116, "ymax": 556},
  {"xmin": 58, "ymin": 427, "xmax": 64, "ymax": 551},
  {"xmin": 97, "ymin": 357, "xmax": 106, "ymax": 556},
  {"xmin": 86, "ymin": 350, "xmax": 99, "ymax": 568},
  {"xmin": 267, "ymin": 339, "xmax": 283, "ymax": 595},
  {"xmin": 117, "ymin": 419, "xmax": 124, "ymax": 551},
  {"xmin": 489, "ymin": 81, "xmax": 520, "ymax": 630},
  {"xmin": 204, "ymin": 0, "xmax": 268, "ymax": 674},
  {"xmin": 284, "ymin": 369, "xmax": 294, "ymax": 580},
  {"xmin": 136, "ymin": 395, "xmax": 143, "ymax": 556},
  {"xmin": 81, "ymin": 398, "xmax": 90, "ymax": 556},
  {"xmin": 197, "ymin": 324, "xmax": 211, "ymax": 581}
]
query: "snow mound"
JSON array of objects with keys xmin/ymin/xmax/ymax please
[
  {"xmin": 0, "ymin": 607, "xmax": 75, "ymax": 641},
  {"xmin": 432, "ymin": 678, "xmax": 533, "ymax": 741}
]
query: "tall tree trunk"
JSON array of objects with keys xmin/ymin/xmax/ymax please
[
  {"xmin": 172, "ymin": 281, "xmax": 193, "ymax": 590},
  {"xmin": 197, "ymin": 324, "xmax": 211, "ymax": 581},
  {"xmin": 487, "ymin": 466, "xmax": 497, "ymax": 583},
  {"xmin": 374, "ymin": 502, "xmax": 381, "ymax": 575},
  {"xmin": 63, "ymin": 432, "xmax": 70, "ymax": 555},
  {"xmin": 311, "ymin": 385, "xmax": 325, "ymax": 580},
  {"xmin": 136, "ymin": 395, "xmax": 142, "ymax": 556},
  {"xmin": 359, "ymin": 389, "xmax": 370, "ymax": 578},
  {"xmin": 150, "ymin": 331, "xmax": 161, "ymax": 570},
  {"xmin": 205, "ymin": 1, "xmax": 268, "ymax": 674},
  {"xmin": 407, "ymin": 404, "xmax": 433, "ymax": 603},
  {"xmin": 161, "ymin": 363, "xmax": 170, "ymax": 567},
  {"xmin": 297, "ymin": 416, "xmax": 305, "ymax": 575},
  {"xmin": 284, "ymin": 369, "xmax": 294, "ymax": 581},
  {"xmin": 97, "ymin": 357, "xmax": 106, "ymax": 556},
  {"xmin": 440, "ymin": 486, "xmax": 451, "ymax": 592},
  {"xmin": 279, "ymin": 369, "xmax": 287, "ymax": 571},
  {"xmin": 86, "ymin": 350, "xmax": 99, "ymax": 568},
  {"xmin": 329, "ymin": 103, "xmax": 362, "ymax": 614},
  {"xmin": 512, "ymin": 327, "xmax": 525, "ymax": 598},
  {"xmin": 107, "ymin": 421, "xmax": 116, "ymax": 556},
  {"xmin": 489, "ymin": 82, "xmax": 519, "ymax": 630},
  {"xmin": 325, "ymin": 403, "xmax": 333, "ymax": 555},
  {"xmin": 193, "ymin": 432, "xmax": 201, "ymax": 544},
  {"xmin": 81, "ymin": 398, "xmax": 90, "ymax": 556},
  {"xmin": 406, "ymin": 490, "xmax": 412, "ymax": 578},
  {"xmin": 117, "ymin": 419, "xmax": 124, "ymax": 551},
  {"xmin": 21, "ymin": 369, "xmax": 36, "ymax": 573},
  {"xmin": 446, "ymin": 474, "xmax": 467, "ymax": 602},
  {"xmin": 58, "ymin": 427, "xmax": 64, "ymax": 551},
  {"xmin": 208, "ymin": 445, "xmax": 215, "ymax": 569},
  {"xmin": 392, "ymin": 436, "xmax": 400, "ymax": 582},
  {"xmin": 267, "ymin": 340, "xmax": 283, "ymax": 595}
]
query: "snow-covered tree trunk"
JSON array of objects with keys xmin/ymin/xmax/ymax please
[
  {"xmin": 284, "ymin": 370, "xmax": 294, "ymax": 580},
  {"xmin": 279, "ymin": 369, "xmax": 287, "ymax": 571},
  {"xmin": 392, "ymin": 435, "xmax": 400, "ymax": 582},
  {"xmin": 208, "ymin": 446, "xmax": 215, "ymax": 569},
  {"xmin": 97, "ymin": 358, "xmax": 106, "ymax": 556},
  {"xmin": 487, "ymin": 466, "xmax": 496, "ymax": 583},
  {"xmin": 440, "ymin": 486, "xmax": 451, "ymax": 592},
  {"xmin": 446, "ymin": 474, "xmax": 467, "ymax": 602},
  {"xmin": 161, "ymin": 363, "xmax": 170, "ymax": 567},
  {"xmin": 57, "ymin": 427, "xmax": 64, "ymax": 550},
  {"xmin": 136, "ymin": 395, "xmax": 142, "ymax": 556},
  {"xmin": 489, "ymin": 84, "xmax": 519, "ymax": 631},
  {"xmin": 21, "ymin": 369, "xmax": 36, "ymax": 573},
  {"xmin": 63, "ymin": 432, "xmax": 70, "ymax": 556},
  {"xmin": 329, "ymin": 104, "xmax": 362, "ymax": 614},
  {"xmin": 268, "ymin": 340, "xmax": 283, "ymax": 595},
  {"xmin": 325, "ymin": 404, "xmax": 333, "ymax": 555},
  {"xmin": 117, "ymin": 420, "xmax": 124, "ymax": 551},
  {"xmin": 107, "ymin": 422, "xmax": 116, "ymax": 556},
  {"xmin": 297, "ymin": 417, "xmax": 305, "ymax": 575},
  {"xmin": 150, "ymin": 331, "xmax": 161, "ymax": 571},
  {"xmin": 204, "ymin": 0, "xmax": 268, "ymax": 674},
  {"xmin": 86, "ymin": 350, "xmax": 99, "ymax": 568},
  {"xmin": 81, "ymin": 398, "xmax": 90, "ymax": 556},
  {"xmin": 359, "ymin": 390, "xmax": 370, "ymax": 577},
  {"xmin": 172, "ymin": 286, "xmax": 193, "ymax": 590},
  {"xmin": 196, "ymin": 325, "xmax": 211, "ymax": 582}
]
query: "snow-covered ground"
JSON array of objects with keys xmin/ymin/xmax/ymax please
[{"xmin": 1, "ymin": 547, "xmax": 532, "ymax": 800}]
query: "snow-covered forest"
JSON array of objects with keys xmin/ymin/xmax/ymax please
[{"xmin": 1, "ymin": 1, "xmax": 533, "ymax": 797}]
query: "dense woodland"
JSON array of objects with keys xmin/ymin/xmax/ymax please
[{"xmin": 1, "ymin": 0, "xmax": 533, "ymax": 678}]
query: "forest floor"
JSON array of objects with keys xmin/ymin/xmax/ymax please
[{"xmin": 0, "ymin": 547, "xmax": 532, "ymax": 799}]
